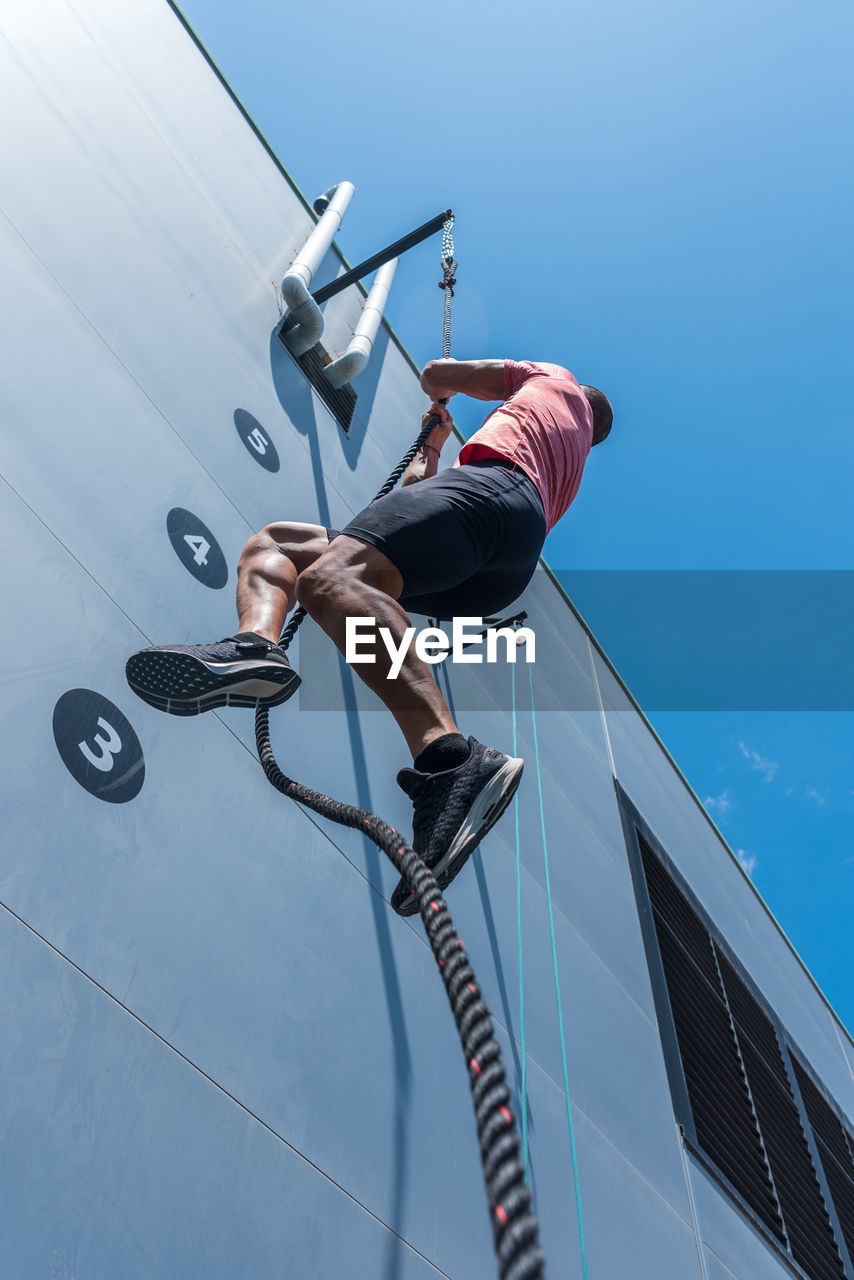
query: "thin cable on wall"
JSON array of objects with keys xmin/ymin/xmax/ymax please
[{"xmin": 528, "ymin": 662, "xmax": 588, "ymax": 1280}]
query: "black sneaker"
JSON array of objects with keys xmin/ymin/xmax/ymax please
[
  {"xmin": 125, "ymin": 632, "xmax": 301, "ymax": 716},
  {"xmin": 390, "ymin": 736, "xmax": 524, "ymax": 916}
]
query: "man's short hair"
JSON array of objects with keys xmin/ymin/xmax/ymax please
[{"xmin": 581, "ymin": 385, "xmax": 613, "ymax": 446}]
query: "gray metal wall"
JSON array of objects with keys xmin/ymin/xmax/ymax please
[{"xmin": 1, "ymin": 2, "xmax": 850, "ymax": 1277}]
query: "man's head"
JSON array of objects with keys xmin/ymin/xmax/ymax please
[{"xmin": 581, "ymin": 385, "xmax": 613, "ymax": 446}]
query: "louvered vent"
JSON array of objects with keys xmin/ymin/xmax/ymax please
[
  {"xmin": 639, "ymin": 839, "xmax": 785, "ymax": 1239},
  {"xmin": 278, "ymin": 321, "xmax": 357, "ymax": 433},
  {"xmin": 719, "ymin": 958, "xmax": 846, "ymax": 1280},
  {"xmin": 632, "ymin": 829, "xmax": 853, "ymax": 1280},
  {"xmin": 794, "ymin": 1058, "xmax": 854, "ymax": 1272}
]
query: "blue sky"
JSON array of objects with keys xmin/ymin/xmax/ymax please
[{"xmin": 177, "ymin": 0, "xmax": 853, "ymax": 1027}]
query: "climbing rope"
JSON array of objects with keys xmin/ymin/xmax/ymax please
[
  {"xmin": 255, "ymin": 227, "xmax": 547, "ymax": 1278},
  {"xmin": 256, "ymin": 710, "xmax": 545, "ymax": 1279}
]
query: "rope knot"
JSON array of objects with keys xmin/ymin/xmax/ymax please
[{"xmin": 439, "ymin": 257, "xmax": 458, "ymax": 294}]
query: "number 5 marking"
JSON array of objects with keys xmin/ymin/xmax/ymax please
[
  {"xmin": 79, "ymin": 717, "xmax": 123, "ymax": 772},
  {"xmin": 184, "ymin": 534, "xmax": 210, "ymax": 566},
  {"xmin": 248, "ymin": 427, "xmax": 268, "ymax": 454}
]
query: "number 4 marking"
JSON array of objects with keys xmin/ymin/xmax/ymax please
[{"xmin": 184, "ymin": 534, "xmax": 210, "ymax": 566}]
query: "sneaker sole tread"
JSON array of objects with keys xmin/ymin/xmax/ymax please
[{"xmin": 126, "ymin": 650, "xmax": 300, "ymax": 716}]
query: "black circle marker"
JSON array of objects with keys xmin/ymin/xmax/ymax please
[
  {"xmin": 53, "ymin": 689, "xmax": 145, "ymax": 804},
  {"xmin": 234, "ymin": 409, "xmax": 280, "ymax": 472},
  {"xmin": 166, "ymin": 508, "xmax": 228, "ymax": 589}
]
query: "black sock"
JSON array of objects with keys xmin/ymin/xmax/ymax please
[{"xmin": 414, "ymin": 733, "xmax": 470, "ymax": 774}]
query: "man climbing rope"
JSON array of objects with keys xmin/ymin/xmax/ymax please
[{"xmin": 126, "ymin": 359, "xmax": 613, "ymax": 914}]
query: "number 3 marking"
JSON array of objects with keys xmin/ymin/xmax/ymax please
[
  {"xmin": 78, "ymin": 717, "xmax": 123, "ymax": 772},
  {"xmin": 184, "ymin": 534, "xmax": 210, "ymax": 566}
]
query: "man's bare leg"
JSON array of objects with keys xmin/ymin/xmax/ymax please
[
  {"xmin": 128, "ymin": 521, "xmax": 460, "ymax": 759},
  {"xmin": 297, "ymin": 535, "xmax": 524, "ymax": 919},
  {"xmin": 296, "ymin": 535, "xmax": 460, "ymax": 761},
  {"xmin": 125, "ymin": 521, "xmax": 328, "ymax": 715},
  {"xmin": 235, "ymin": 521, "xmax": 332, "ymax": 642},
  {"xmin": 126, "ymin": 522, "xmax": 520, "ymax": 914}
]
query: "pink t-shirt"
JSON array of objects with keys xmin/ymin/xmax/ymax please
[{"xmin": 452, "ymin": 361, "xmax": 593, "ymax": 533}]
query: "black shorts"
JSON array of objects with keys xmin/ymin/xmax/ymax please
[{"xmin": 326, "ymin": 458, "xmax": 547, "ymax": 620}]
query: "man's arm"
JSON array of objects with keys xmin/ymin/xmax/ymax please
[{"xmin": 420, "ymin": 358, "xmax": 506, "ymax": 403}]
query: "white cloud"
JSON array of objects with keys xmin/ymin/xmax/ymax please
[
  {"xmin": 738, "ymin": 741, "xmax": 779, "ymax": 783},
  {"xmin": 704, "ymin": 789, "xmax": 732, "ymax": 818},
  {"xmin": 806, "ymin": 787, "xmax": 829, "ymax": 807},
  {"xmin": 735, "ymin": 848, "xmax": 758, "ymax": 877}
]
